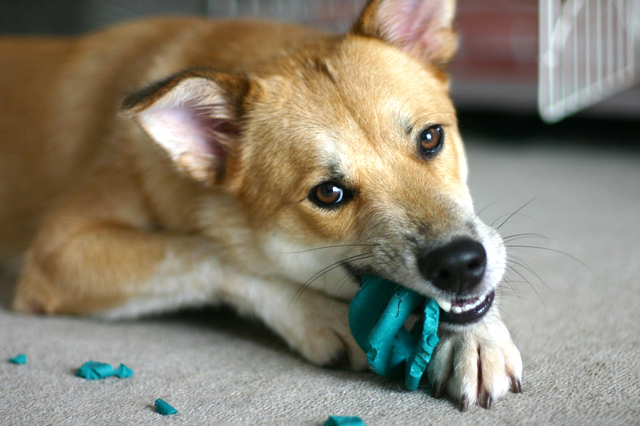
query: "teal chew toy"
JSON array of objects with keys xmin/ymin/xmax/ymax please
[{"xmin": 348, "ymin": 275, "xmax": 439, "ymax": 391}]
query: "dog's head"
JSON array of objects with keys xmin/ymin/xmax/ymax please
[{"xmin": 122, "ymin": 0, "xmax": 505, "ymax": 326}]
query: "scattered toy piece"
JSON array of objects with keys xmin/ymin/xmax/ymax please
[
  {"xmin": 9, "ymin": 353, "xmax": 27, "ymax": 364},
  {"xmin": 75, "ymin": 361, "xmax": 116, "ymax": 380},
  {"xmin": 115, "ymin": 363, "xmax": 134, "ymax": 378},
  {"xmin": 155, "ymin": 398, "xmax": 178, "ymax": 415},
  {"xmin": 348, "ymin": 274, "xmax": 439, "ymax": 391},
  {"xmin": 75, "ymin": 361, "xmax": 134, "ymax": 380},
  {"xmin": 324, "ymin": 415, "xmax": 366, "ymax": 426}
]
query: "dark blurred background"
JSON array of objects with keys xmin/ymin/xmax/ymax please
[{"xmin": 0, "ymin": 0, "xmax": 638, "ymax": 146}]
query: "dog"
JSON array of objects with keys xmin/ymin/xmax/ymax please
[{"xmin": 0, "ymin": 0, "xmax": 521, "ymax": 410}]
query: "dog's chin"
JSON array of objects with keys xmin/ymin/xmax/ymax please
[{"xmin": 436, "ymin": 290, "xmax": 495, "ymax": 325}]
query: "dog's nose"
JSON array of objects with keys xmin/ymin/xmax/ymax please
[{"xmin": 419, "ymin": 238, "xmax": 487, "ymax": 293}]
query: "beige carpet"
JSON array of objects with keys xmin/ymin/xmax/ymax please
[{"xmin": 2, "ymin": 136, "xmax": 639, "ymax": 425}]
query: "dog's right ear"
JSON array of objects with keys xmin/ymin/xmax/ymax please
[
  {"xmin": 352, "ymin": 0, "xmax": 458, "ymax": 70},
  {"xmin": 121, "ymin": 70, "xmax": 250, "ymax": 185}
]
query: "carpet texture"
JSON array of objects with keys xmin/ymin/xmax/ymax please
[{"xmin": 2, "ymin": 137, "xmax": 639, "ymax": 425}]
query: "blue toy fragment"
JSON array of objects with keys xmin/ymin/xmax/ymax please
[
  {"xmin": 115, "ymin": 363, "xmax": 134, "ymax": 378},
  {"xmin": 348, "ymin": 275, "xmax": 439, "ymax": 391},
  {"xmin": 75, "ymin": 361, "xmax": 116, "ymax": 380},
  {"xmin": 9, "ymin": 353, "xmax": 27, "ymax": 364},
  {"xmin": 324, "ymin": 415, "xmax": 366, "ymax": 426},
  {"xmin": 155, "ymin": 399, "xmax": 178, "ymax": 415}
]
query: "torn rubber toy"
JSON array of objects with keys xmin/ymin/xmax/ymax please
[
  {"xmin": 324, "ymin": 415, "xmax": 366, "ymax": 426},
  {"xmin": 155, "ymin": 399, "xmax": 178, "ymax": 415},
  {"xmin": 75, "ymin": 361, "xmax": 116, "ymax": 380},
  {"xmin": 9, "ymin": 353, "xmax": 27, "ymax": 364},
  {"xmin": 115, "ymin": 363, "xmax": 134, "ymax": 378},
  {"xmin": 348, "ymin": 275, "xmax": 439, "ymax": 391},
  {"xmin": 75, "ymin": 361, "xmax": 133, "ymax": 380}
]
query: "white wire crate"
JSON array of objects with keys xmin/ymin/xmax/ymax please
[{"xmin": 539, "ymin": 0, "xmax": 640, "ymax": 123}]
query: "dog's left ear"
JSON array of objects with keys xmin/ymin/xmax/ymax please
[
  {"xmin": 121, "ymin": 70, "xmax": 250, "ymax": 185},
  {"xmin": 352, "ymin": 0, "xmax": 457, "ymax": 69}
]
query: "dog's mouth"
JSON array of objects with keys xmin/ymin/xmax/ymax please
[{"xmin": 434, "ymin": 291, "xmax": 495, "ymax": 325}]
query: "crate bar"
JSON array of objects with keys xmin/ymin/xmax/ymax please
[{"xmin": 540, "ymin": 0, "xmax": 640, "ymax": 123}]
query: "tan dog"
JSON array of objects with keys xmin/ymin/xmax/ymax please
[{"xmin": 0, "ymin": 0, "xmax": 521, "ymax": 409}]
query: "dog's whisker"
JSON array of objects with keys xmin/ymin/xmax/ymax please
[
  {"xmin": 332, "ymin": 273, "xmax": 355, "ymax": 302},
  {"xmin": 497, "ymin": 281, "xmax": 536, "ymax": 305},
  {"xmin": 496, "ymin": 286, "xmax": 520, "ymax": 299},
  {"xmin": 492, "ymin": 212, "xmax": 535, "ymax": 230},
  {"xmin": 504, "ymin": 262, "xmax": 537, "ymax": 288},
  {"xmin": 474, "ymin": 200, "xmax": 502, "ymax": 221},
  {"xmin": 504, "ymin": 264, "xmax": 545, "ymax": 306},
  {"xmin": 501, "ymin": 232, "xmax": 550, "ymax": 244},
  {"xmin": 506, "ymin": 244, "xmax": 589, "ymax": 271},
  {"xmin": 501, "ymin": 277, "xmax": 540, "ymax": 289},
  {"xmin": 499, "ymin": 287, "xmax": 537, "ymax": 306},
  {"xmin": 495, "ymin": 273, "xmax": 529, "ymax": 307},
  {"xmin": 506, "ymin": 255, "xmax": 548, "ymax": 290},
  {"xmin": 290, "ymin": 252, "xmax": 375, "ymax": 304},
  {"xmin": 492, "ymin": 197, "xmax": 537, "ymax": 230},
  {"xmin": 331, "ymin": 269, "xmax": 370, "ymax": 302},
  {"xmin": 279, "ymin": 243, "xmax": 379, "ymax": 255}
]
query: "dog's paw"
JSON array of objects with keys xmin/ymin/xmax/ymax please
[
  {"xmin": 283, "ymin": 291, "xmax": 368, "ymax": 371},
  {"xmin": 427, "ymin": 318, "xmax": 522, "ymax": 410}
]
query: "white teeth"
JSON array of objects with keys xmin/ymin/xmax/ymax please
[
  {"xmin": 440, "ymin": 293, "xmax": 489, "ymax": 315},
  {"xmin": 435, "ymin": 298, "xmax": 452, "ymax": 313},
  {"xmin": 459, "ymin": 293, "xmax": 487, "ymax": 313}
]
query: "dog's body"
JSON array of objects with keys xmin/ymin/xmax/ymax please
[{"xmin": 1, "ymin": 0, "xmax": 521, "ymax": 409}]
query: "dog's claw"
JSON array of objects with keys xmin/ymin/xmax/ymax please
[
  {"xmin": 432, "ymin": 381, "xmax": 446, "ymax": 399},
  {"xmin": 510, "ymin": 375, "xmax": 522, "ymax": 393},
  {"xmin": 479, "ymin": 393, "xmax": 492, "ymax": 409},
  {"xmin": 460, "ymin": 395, "xmax": 470, "ymax": 412}
]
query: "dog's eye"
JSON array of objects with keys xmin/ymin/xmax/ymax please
[
  {"xmin": 419, "ymin": 125, "xmax": 444, "ymax": 158},
  {"xmin": 309, "ymin": 182, "xmax": 350, "ymax": 208}
]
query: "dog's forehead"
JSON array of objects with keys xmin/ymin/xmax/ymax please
[
  {"xmin": 277, "ymin": 38, "xmax": 457, "ymax": 149},
  {"xmin": 330, "ymin": 37, "xmax": 453, "ymax": 108},
  {"xmin": 282, "ymin": 38, "xmax": 459, "ymax": 167}
]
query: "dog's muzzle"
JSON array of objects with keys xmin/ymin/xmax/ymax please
[{"xmin": 418, "ymin": 237, "xmax": 494, "ymax": 324}]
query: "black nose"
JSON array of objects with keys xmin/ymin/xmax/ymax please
[{"xmin": 419, "ymin": 238, "xmax": 487, "ymax": 293}]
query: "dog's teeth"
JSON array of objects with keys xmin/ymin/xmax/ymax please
[
  {"xmin": 437, "ymin": 293, "xmax": 488, "ymax": 315},
  {"xmin": 466, "ymin": 298, "xmax": 481, "ymax": 311},
  {"xmin": 435, "ymin": 298, "xmax": 452, "ymax": 313},
  {"xmin": 458, "ymin": 294, "xmax": 487, "ymax": 313},
  {"xmin": 472, "ymin": 294, "xmax": 486, "ymax": 308}
]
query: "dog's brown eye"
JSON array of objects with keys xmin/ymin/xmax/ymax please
[
  {"xmin": 419, "ymin": 125, "xmax": 444, "ymax": 158},
  {"xmin": 316, "ymin": 183, "xmax": 343, "ymax": 204},
  {"xmin": 309, "ymin": 182, "xmax": 351, "ymax": 209}
]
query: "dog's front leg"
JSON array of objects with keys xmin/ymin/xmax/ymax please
[
  {"xmin": 217, "ymin": 274, "xmax": 368, "ymax": 370},
  {"xmin": 13, "ymin": 224, "xmax": 366, "ymax": 370},
  {"xmin": 13, "ymin": 225, "xmax": 228, "ymax": 316},
  {"xmin": 427, "ymin": 309, "xmax": 522, "ymax": 410}
]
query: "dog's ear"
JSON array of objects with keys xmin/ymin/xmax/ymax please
[
  {"xmin": 121, "ymin": 70, "xmax": 250, "ymax": 185},
  {"xmin": 352, "ymin": 0, "xmax": 457, "ymax": 69}
]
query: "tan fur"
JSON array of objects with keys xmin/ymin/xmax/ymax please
[{"xmin": 1, "ymin": 0, "xmax": 521, "ymax": 409}]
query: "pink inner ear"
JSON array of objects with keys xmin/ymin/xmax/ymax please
[
  {"xmin": 140, "ymin": 103, "xmax": 236, "ymax": 165},
  {"xmin": 379, "ymin": 0, "xmax": 448, "ymax": 61}
]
